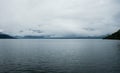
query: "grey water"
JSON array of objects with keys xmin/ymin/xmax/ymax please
[{"xmin": 0, "ymin": 39, "xmax": 120, "ymax": 73}]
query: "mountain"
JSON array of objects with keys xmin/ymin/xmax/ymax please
[
  {"xmin": 22, "ymin": 35, "xmax": 45, "ymax": 39},
  {"xmin": 19, "ymin": 35, "xmax": 104, "ymax": 39},
  {"xmin": 104, "ymin": 29, "xmax": 120, "ymax": 40},
  {"xmin": 0, "ymin": 32, "xmax": 15, "ymax": 39}
]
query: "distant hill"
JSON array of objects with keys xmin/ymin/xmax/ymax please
[
  {"xmin": 20, "ymin": 35, "xmax": 103, "ymax": 39},
  {"xmin": 104, "ymin": 29, "xmax": 120, "ymax": 40},
  {"xmin": 0, "ymin": 33, "xmax": 15, "ymax": 39}
]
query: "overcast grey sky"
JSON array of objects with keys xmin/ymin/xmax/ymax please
[{"xmin": 0, "ymin": 0, "xmax": 120, "ymax": 36}]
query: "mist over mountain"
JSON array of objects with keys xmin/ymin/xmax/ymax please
[
  {"xmin": 0, "ymin": 32, "xmax": 15, "ymax": 39},
  {"xmin": 15, "ymin": 33, "xmax": 105, "ymax": 39}
]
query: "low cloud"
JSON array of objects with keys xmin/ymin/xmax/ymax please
[{"xmin": 0, "ymin": 0, "xmax": 120, "ymax": 36}]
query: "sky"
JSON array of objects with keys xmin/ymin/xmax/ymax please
[{"xmin": 0, "ymin": 0, "xmax": 120, "ymax": 36}]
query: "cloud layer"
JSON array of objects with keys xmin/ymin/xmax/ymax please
[{"xmin": 0, "ymin": 0, "xmax": 120, "ymax": 36}]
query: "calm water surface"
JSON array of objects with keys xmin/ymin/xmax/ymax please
[{"xmin": 0, "ymin": 39, "xmax": 120, "ymax": 73}]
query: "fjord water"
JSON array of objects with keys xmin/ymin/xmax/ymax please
[{"xmin": 0, "ymin": 39, "xmax": 120, "ymax": 73}]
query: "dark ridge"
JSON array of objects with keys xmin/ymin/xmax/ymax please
[
  {"xmin": 0, "ymin": 33, "xmax": 15, "ymax": 39},
  {"xmin": 104, "ymin": 29, "xmax": 120, "ymax": 40}
]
